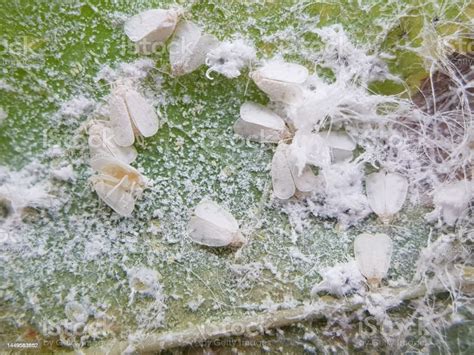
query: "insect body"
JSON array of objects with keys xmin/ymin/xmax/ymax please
[
  {"xmin": 88, "ymin": 122, "xmax": 137, "ymax": 164},
  {"xmin": 354, "ymin": 233, "xmax": 393, "ymax": 288},
  {"xmin": 187, "ymin": 199, "xmax": 246, "ymax": 247},
  {"xmin": 124, "ymin": 8, "xmax": 182, "ymax": 52},
  {"xmin": 271, "ymin": 142, "xmax": 318, "ymax": 200},
  {"xmin": 250, "ymin": 60, "xmax": 309, "ymax": 105},
  {"xmin": 90, "ymin": 156, "xmax": 147, "ymax": 217},
  {"xmin": 233, "ymin": 101, "xmax": 290, "ymax": 143},
  {"xmin": 169, "ymin": 21, "xmax": 219, "ymax": 76},
  {"xmin": 108, "ymin": 84, "xmax": 160, "ymax": 147},
  {"xmin": 365, "ymin": 171, "xmax": 408, "ymax": 224}
]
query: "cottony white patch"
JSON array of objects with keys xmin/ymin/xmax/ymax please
[
  {"xmin": 427, "ymin": 179, "xmax": 473, "ymax": 226},
  {"xmin": 366, "ymin": 171, "xmax": 408, "ymax": 224},
  {"xmin": 124, "ymin": 8, "xmax": 181, "ymax": 53},
  {"xmin": 354, "ymin": 233, "xmax": 393, "ymax": 287},
  {"xmin": 205, "ymin": 38, "xmax": 256, "ymax": 78},
  {"xmin": 233, "ymin": 101, "xmax": 289, "ymax": 143},
  {"xmin": 51, "ymin": 165, "xmax": 76, "ymax": 182},
  {"xmin": 108, "ymin": 83, "xmax": 160, "ymax": 147},
  {"xmin": 250, "ymin": 59, "xmax": 308, "ymax": 105},
  {"xmin": 311, "ymin": 260, "xmax": 365, "ymax": 297},
  {"xmin": 187, "ymin": 199, "xmax": 245, "ymax": 247},
  {"xmin": 169, "ymin": 21, "xmax": 219, "ymax": 76}
]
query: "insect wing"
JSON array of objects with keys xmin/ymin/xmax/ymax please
[
  {"xmin": 124, "ymin": 9, "xmax": 179, "ymax": 44},
  {"xmin": 366, "ymin": 171, "xmax": 408, "ymax": 221},
  {"xmin": 124, "ymin": 88, "xmax": 159, "ymax": 138},
  {"xmin": 271, "ymin": 143, "xmax": 296, "ymax": 199},
  {"xmin": 93, "ymin": 176, "xmax": 135, "ymax": 217},
  {"xmin": 188, "ymin": 216, "xmax": 235, "ymax": 247},
  {"xmin": 354, "ymin": 233, "xmax": 393, "ymax": 282},
  {"xmin": 109, "ymin": 90, "xmax": 135, "ymax": 147}
]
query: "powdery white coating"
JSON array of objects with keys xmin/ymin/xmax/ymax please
[
  {"xmin": 271, "ymin": 142, "xmax": 318, "ymax": 200},
  {"xmin": 205, "ymin": 38, "xmax": 256, "ymax": 79},
  {"xmin": 354, "ymin": 233, "xmax": 393, "ymax": 287},
  {"xmin": 51, "ymin": 165, "xmax": 76, "ymax": 182},
  {"xmin": 0, "ymin": 182, "xmax": 53, "ymax": 217},
  {"xmin": 88, "ymin": 122, "xmax": 137, "ymax": 164},
  {"xmin": 311, "ymin": 260, "xmax": 365, "ymax": 297},
  {"xmin": 426, "ymin": 179, "xmax": 473, "ymax": 226},
  {"xmin": 188, "ymin": 199, "xmax": 245, "ymax": 247},
  {"xmin": 250, "ymin": 59, "xmax": 309, "ymax": 105},
  {"xmin": 233, "ymin": 101, "xmax": 289, "ymax": 143},
  {"xmin": 95, "ymin": 59, "xmax": 155, "ymax": 84},
  {"xmin": 128, "ymin": 267, "xmax": 160, "ymax": 295},
  {"xmin": 365, "ymin": 171, "xmax": 408, "ymax": 224},
  {"xmin": 0, "ymin": 107, "xmax": 7, "ymax": 125},
  {"xmin": 124, "ymin": 8, "xmax": 181, "ymax": 52},
  {"xmin": 108, "ymin": 84, "xmax": 160, "ymax": 147},
  {"xmin": 169, "ymin": 21, "xmax": 219, "ymax": 76},
  {"xmin": 300, "ymin": 162, "xmax": 370, "ymax": 228}
]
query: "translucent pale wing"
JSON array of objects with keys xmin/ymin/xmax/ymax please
[
  {"xmin": 182, "ymin": 34, "xmax": 219, "ymax": 74},
  {"xmin": 320, "ymin": 131, "xmax": 356, "ymax": 151},
  {"xmin": 109, "ymin": 91, "xmax": 135, "ymax": 147},
  {"xmin": 124, "ymin": 89, "xmax": 159, "ymax": 138},
  {"xmin": 319, "ymin": 131, "xmax": 356, "ymax": 162},
  {"xmin": 90, "ymin": 156, "xmax": 144, "ymax": 189},
  {"xmin": 256, "ymin": 61, "xmax": 309, "ymax": 84},
  {"xmin": 170, "ymin": 21, "xmax": 218, "ymax": 76},
  {"xmin": 88, "ymin": 125, "xmax": 137, "ymax": 164},
  {"xmin": 240, "ymin": 102, "xmax": 286, "ymax": 130},
  {"xmin": 289, "ymin": 163, "xmax": 318, "ymax": 193},
  {"xmin": 252, "ymin": 77, "xmax": 304, "ymax": 105},
  {"xmin": 194, "ymin": 200, "xmax": 239, "ymax": 232},
  {"xmin": 93, "ymin": 177, "xmax": 135, "ymax": 217},
  {"xmin": 291, "ymin": 131, "xmax": 331, "ymax": 169},
  {"xmin": 271, "ymin": 143, "xmax": 296, "ymax": 199},
  {"xmin": 366, "ymin": 171, "xmax": 408, "ymax": 222},
  {"xmin": 354, "ymin": 233, "xmax": 393, "ymax": 282},
  {"xmin": 188, "ymin": 216, "xmax": 236, "ymax": 247},
  {"xmin": 234, "ymin": 102, "xmax": 288, "ymax": 142},
  {"xmin": 124, "ymin": 9, "xmax": 178, "ymax": 43}
]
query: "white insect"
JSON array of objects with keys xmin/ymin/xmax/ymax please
[
  {"xmin": 124, "ymin": 8, "xmax": 182, "ymax": 52},
  {"xmin": 88, "ymin": 122, "xmax": 137, "ymax": 164},
  {"xmin": 90, "ymin": 156, "xmax": 147, "ymax": 217},
  {"xmin": 233, "ymin": 102, "xmax": 290, "ymax": 143},
  {"xmin": 250, "ymin": 60, "xmax": 309, "ymax": 105},
  {"xmin": 65, "ymin": 301, "xmax": 88, "ymax": 324},
  {"xmin": 108, "ymin": 83, "xmax": 160, "ymax": 147},
  {"xmin": 187, "ymin": 199, "xmax": 246, "ymax": 247},
  {"xmin": 365, "ymin": 171, "xmax": 408, "ymax": 224},
  {"xmin": 289, "ymin": 131, "xmax": 331, "ymax": 174},
  {"xmin": 319, "ymin": 130, "xmax": 356, "ymax": 162},
  {"xmin": 428, "ymin": 179, "xmax": 473, "ymax": 226},
  {"xmin": 271, "ymin": 142, "xmax": 318, "ymax": 200},
  {"xmin": 169, "ymin": 21, "xmax": 219, "ymax": 76},
  {"xmin": 354, "ymin": 233, "xmax": 393, "ymax": 288}
]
